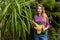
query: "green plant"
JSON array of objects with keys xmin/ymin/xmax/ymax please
[{"xmin": 0, "ymin": 0, "xmax": 32, "ymax": 40}]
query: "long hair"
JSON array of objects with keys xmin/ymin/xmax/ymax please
[{"xmin": 36, "ymin": 4, "xmax": 47, "ymax": 24}]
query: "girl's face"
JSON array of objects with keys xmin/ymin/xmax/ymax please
[{"xmin": 37, "ymin": 6, "xmax": 43, "ymax": 15}]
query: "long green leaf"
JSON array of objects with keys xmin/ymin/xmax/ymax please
[
  {"xmin": 0, "ymin": 2, "xmax": 12, "ymax": 20},
  {"xmin": 11, "ymin": 11, "xmax": 15, "ymax": 40},
  {"xmin": 14, "ymin": 8, "xmax": 18, "ymax": 33}
]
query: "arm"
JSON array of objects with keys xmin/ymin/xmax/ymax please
[
  {"xmin": 32, "ymin": 20, "xmax": 41, "ymax": 30},
  {"xmin": 32, "ymin": 15, "xmax": 41, "ymax": 30},
  {"xmin": 32, "ymin": 15, "xmax": 36, "ymax": 29},
  {"xmin": 44, "ymin": 16, "xmax": 50, "ymax": 30}
]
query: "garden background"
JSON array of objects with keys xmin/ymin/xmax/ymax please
[{"xmin": 0, "ymin": 0, "xmax": 60, "ymax": 40}]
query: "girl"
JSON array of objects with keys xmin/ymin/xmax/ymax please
[{"xmin": 32, "ymin": 4, "xmax": 50, "ymax": 40}]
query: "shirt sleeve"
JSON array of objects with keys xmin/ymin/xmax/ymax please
[
  {"xmin": 45, "ymin": 16, "xmax": 50, "ymax": 29},
  {"xmin": 33, "ymin": 15, "xmax": 37, "ymax": 21},
  {"xmin": 32, "ymin": 15, "xmax": 36, "ymax": 29}
]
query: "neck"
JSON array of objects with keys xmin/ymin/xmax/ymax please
[
  {"xmin": 38, "ymin": 13, "xmax": 41, "ymax": 16},
  {"xmin": 39, "ymin": 14, "xmax": 41, "ymax": 16}
]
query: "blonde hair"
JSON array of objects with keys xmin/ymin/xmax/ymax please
[{"xmin": 37, "ymin": 4, "xmax": 47, "ymax": 24}]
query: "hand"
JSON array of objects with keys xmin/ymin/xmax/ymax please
[
  {"xmin": 34, "ymin": 27, "xmax": 41, "ymax": 30},
  {"xmin": 43, "ymin": 27, "xmax": 47, "ymax": 30},
  {"xmin": 37, "ymin": 28, "xmax": 41, "ymax": 30}
]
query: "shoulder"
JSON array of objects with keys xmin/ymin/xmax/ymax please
[
  {"xmin": 42, "ymin": 13, "xmax": 49, "ymax": 21},
  {"xmin": 43, "ymin": 13, "xmax": 48, "ymax": 18},
  {"xmin": 33, "ymin": 14, "xmax": 37, "ymax": 20},
  {"xmin": 34, "ymin": 14, "xmax": 37, "ymax": 18}
]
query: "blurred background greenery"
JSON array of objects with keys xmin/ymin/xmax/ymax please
[{"xmin": 0, "ymin": 0, "xmax": 60, "ymax": 40}]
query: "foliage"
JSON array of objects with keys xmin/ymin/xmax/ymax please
[
  {"xmin": 0, "ymin": 0, "xmax": 60, "ymax": 40},
  {"xmin": 0, "ymin": 0, "xmax": 32, "ymax": 40}
]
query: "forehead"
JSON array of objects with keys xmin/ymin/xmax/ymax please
[{"xmin": 37, "ymin": 6, "xmax": 42, "ymax": 9}]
